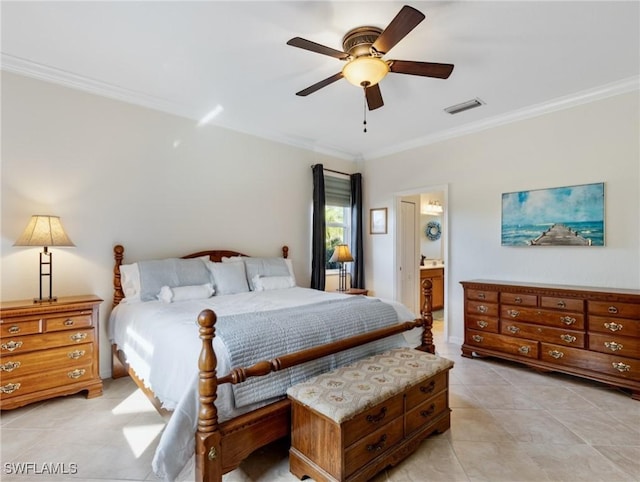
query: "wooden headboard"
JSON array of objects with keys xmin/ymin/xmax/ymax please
[{"xmin": 112, "ymin": 245, "xmax": 289, "ymax": 307}]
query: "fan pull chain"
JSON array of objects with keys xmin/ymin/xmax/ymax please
[{"xmin": 363, "ymin": 92, "xmax": 367, "ymax": 133}]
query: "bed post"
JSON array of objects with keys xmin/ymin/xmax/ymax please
[
  {"xmin": 196, "ymin": 309, "xmax": 223, "ymax": 482},
  {"xmin": 282, "ymin": 245, "xmax": 289, "ymax": 259},
  {"xmin": 113, "ymin": 245, "xmax": 125, "ymax": 307},
  {"xmin": 419, "ymin": 279, "xmax": 435, "ymax": 354}
]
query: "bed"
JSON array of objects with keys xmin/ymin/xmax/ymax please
[{"xmin": 109, "ymin": 245, "xmax": 435, "ymax": 482}]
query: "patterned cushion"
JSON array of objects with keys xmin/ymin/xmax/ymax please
[{"xmin": 287, "ymin": 348, "xmax": 454, "ymax": 423}]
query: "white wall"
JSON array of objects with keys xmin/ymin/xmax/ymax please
[
  {"xmin": 363, "ymin": 91, "xmax": 640, "ymax": 343},
  {"xmin": 1, "ymin": 72, "xmax": 356, "ymax": 377}
]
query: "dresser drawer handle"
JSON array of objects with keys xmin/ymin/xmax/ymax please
[
  {"xmin": 8, "ymin": 325, "xmax": 20, "ymax": 334},
  {"xmin": 64, "ymin": 318, "xmax": 75, "ymax": 326},
  {"xmin": 514, "ymin": 297, "xmax": 522, "ymax": 304},
  {"xmin": 518, "ymin": 346, "xmax": 530, "ymax": 355},
  {"xmin": 604, "ymin": 341, "xmax": 623, "ymax": 352},
  {"xmin": 67, "ymin": 368, "xmax": 86, "ymax": 379},
  {"xmin": 476, "ymin": 320, "xmax": 488, "ymax": 329},
  {"xmin": 612, "ymin": 362, "xmax": 630, "ymax": 373},
  {"xmin": 0, "ymin": 382, "xmax": 21, "ymax": 394},
  {"xmin": 472, "ymin": 334, "xmax": 484, "ymax": 343},
  {"xmin": 560, "ymin": 316, "xmax": 576, "ymax": 325},
  {"xmin": 608, "ymin": 306, "xmax": 618, "ymax": 314},
  {"xmin": 70, "ymin": 332, "xmax": 87, "ymax": 342},
  {"xmin": 420, "ymin": 380, "xmax": 437, "ymax": 394},
  {"xmin": 1, "ymin": 341, "xmax": 23, "ymax": 352},
  {"xmin": 420, "ymin": 403, "xmax": 437, "ymax": 418},
  {"xmin": 507, "ymin": 325, "xmax": 520, "ymax": 334},
  {"xmin": 477, "ymin": 293, "xmax": 486, "ymax": 300},
  {"xmin": 557, "ymin": 301, "xmax": 566, "ymax": 308},
  {"xmin": 68, "ymin": 349, "xmax": 86, "ymax": 360},
  {"xmin": 366, "ymin": 434, "xmax": 387, "ymax": 452},
  {"xmin": 560, "ymin": 334, "xmax": 577, "ymax": 343},
  {"xmin": 604, "ymin": 322, "xmax": 623, "ymax": 332},
  {"xmin": 507, "ymin": 309, "xmax": 520, "ymax": 318},
  {"xmin": 0, "ymin": 361, "xmax": 21, "ymax": 372},
  {"xmin": 366, "ymin": 406, "xmax": 387, "ymax": 424},
  {"xmin": 477, "ymin": 305, "xmax": 488, "ymax": 314},
  {"xmin": 548, "ymin": 350, "xmax": 564, "ymax": 359}
]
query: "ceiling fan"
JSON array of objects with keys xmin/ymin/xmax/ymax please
[{"xmin": 287, "ymin": 5, "xmax": 454, "ymax": 111}]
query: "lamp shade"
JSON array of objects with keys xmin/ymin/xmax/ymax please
[
  {"xmin": 14, "ymin": 215, "xmax": 75, "ymax": 248},
  {"xmin": 342, "ymin": 57, "xmax": 389, "ymax": 87},
  {"xmin": 329, "ymin": 244, "xmax": 354, "ymax": 263}
]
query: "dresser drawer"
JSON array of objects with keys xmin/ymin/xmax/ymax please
[
  {"xmin": 467, "ymin": 300, "xmax": 499, "ymax": 317},
  {"xmin": 500, "ymin": 292, "xmax": 537, "ymax": 307},
  {"xmin": 500, "ymin": 321, "xmax": 584, "ymax": 348},
  {"xmin": 588, "ymin": 301, "xmax": 640, "ymax": 318},
  {"xmin": 588, "ymin": 333, "xmax": 640, "ymax": 359},
  {"xmin": 45, "ymin": 312, "xmax": 93, "ymax": 331},
  {"xmin": 0, "ymin": 330, "xmax": 94, "ymax": 355},
  {"xmin": 1, "ymin": 319, "xmax": 42, "ymax": 338},
  {"xmin": 0, "ymin": 343, "xmax": 94, "ymax": 376},
  {"xmin": 501, "ymin": 306, "xmax": 584, "ymax": 329},
  {"xmin": 466, "ymin": 289, "xmax": 498, "ymax": 303},
  {"xmin": 588, "ymin": 315, "xmax": 640, "ymax": 337},
  {"xmin": 344, "ymin": 416, "xmax": 403, "ymax": 477},
  {"xmin": 466, "ymin": 330, "xmax": 539, "ymax": 358},
  {"xmin": 342, "ymin": 393, "xmax": 403, "ymax": 448},
  {"xmin": 465, "ymin": 316, "xmax": 499, "ymax": 332},
  {"xmin": 405, "ymin": 391, "xmax": 448, "ymax": 436},
  {"xmin": 0, "ymin": 360, "xmax": 94, "ymax": 399},
  {"xmin": 541, "ymin": 343, "xmax": 640, "ymax": 381},
  {"xmin": 405, "ymin": 371, "xmax": 448, "ymax": 408},
  {"xmin": 540, "ymin": 296, "xmax": 584, "ymax": 312}
]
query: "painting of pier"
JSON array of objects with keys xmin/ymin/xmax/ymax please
[{"xmin": 501, "ymin": 183, "xmax": 604, "ymax": 246}]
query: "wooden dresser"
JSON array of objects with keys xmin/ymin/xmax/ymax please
[
  {"xmin": 420, "ymin": 267, "xmax": 444, "ymax": 310},
  {"xmin": 461, "ymin": 280, "xmax": 640, "ymax": 399},
  {"xmin": 0, "ymin": 295, "xmax": 103, "ymax": 409}
]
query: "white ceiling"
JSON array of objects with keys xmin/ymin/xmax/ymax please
[{"xmin": 2, "ymin": 1, "xmax": 639, "ymax": 160}]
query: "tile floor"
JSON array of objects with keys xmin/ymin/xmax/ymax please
[{"xmin": 2, "ymin": 314, "xmax": 639, "ymax": 481}]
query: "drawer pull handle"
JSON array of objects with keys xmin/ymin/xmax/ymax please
[
  {"xmin": 477, "ymin": 305, "xmax": 488, "ymax": 314},
  {"xmin": 548, "ymin": 350, "xmax": 564, "ymax": 359},
  {"xmin": 557, "ymin": 301, "xmax": 566, "ymax": 308},
  {"xmin": 366, "ymin": 407, "xmax": 387, "ymax": 424},
  {"xmin": 604, "ymin": 341, "xmax": 623, "ymax": 352},
  {"xmin": 476, "ymin": 320, "xmax": 488, "ymax": 329},
  {"xmin": 477, "ymin": 293, "xmax": 486, "ymax": 300},
  {"xmin": 561, "ymin": 316, "xmax": 576, "ymax": 325},
  {"xmin": 68, "ymin": 349, "xmax": 86, "ymax": 360},
  {"xmin": 8, "ymin": 325, "xmax": 20, "ymax": 334},
  {"xmin": 0, "ymin": 382, "xmax": 21, "ymax": 394},
  {"xmin": 608, "ymin": 306, "xmax": 618, "ymax": 314},
  {"xmin": 472, "ymin": 334, "xmax": 484, "ymax": 343},
  {"xmin": 514, "ymin": 297, "xmax": 522, "ymax": 304},
  {"xmin": 604, "ymin": 322, "xmax": 623, "ymax": 332},
  {"xmin": 420, "ymin": 380, "xmax": 437, "ymax": 394},
  {"xmin": 70, "ymin": 333, "xmax": 87, "ymax": 342},
  {"xmin": 64, "ymin": 319, "xmax": 74, "ymax": 326},
  {"xmin": 0, "ymin": 361, "xmax": 21, "ymax": 372},
  {"xmin": 420, "ymin": 403, "xmax": 436, "ymax": 418},
  {"xmin": 560, "ymin": 334, "xmax": 577, "ymax": 343},
  {"xmin": 366, "ymin": 434, "xmax": 387, "ymax": 452},
  {"xmin": 612, "ymin": 362, "xmax": 630, "ymax": 373},
  {"xmin": 67, "ymin": 368, "xmax": 86, "ymax": 379},
  {"xmin": 1, "ymin": 341, "xmax": 23, "ymax": 352},
  {"xmin": 507, "ymin": 325, "xmax": 520, "ymax": 334},
  {"xmin": 507, "ymin": 309, "xmax": 520, "ymax": 318},
  {"xmin": 518, "ymin": 346, "xmax": 530, "ymax": 355}
]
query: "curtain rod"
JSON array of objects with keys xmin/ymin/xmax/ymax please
[{"xmin": 310, "ymin": 164, "xmax": 351, "ymax": 177}]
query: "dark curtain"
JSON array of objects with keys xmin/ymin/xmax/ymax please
[
  {"xmin": 311, "ymin": 164, "xmax": 326, "ymax": 290},
  {"xmin": 350, "ymin": 173, "xmax": 364, "ymax": 289}
]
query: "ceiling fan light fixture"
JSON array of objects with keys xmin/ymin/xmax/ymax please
[{"xmin": 342, "ymin": 57, "xmax": 389, "ymax": 87}]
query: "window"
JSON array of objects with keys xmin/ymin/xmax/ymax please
[{"xmin": 324, "ymin": 175, "xmax": 351, "ymax": 269}]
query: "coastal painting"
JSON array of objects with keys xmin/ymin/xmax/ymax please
[{"xmin": 502, "ymin": 183, "xmax": 604, "ymax": 246}]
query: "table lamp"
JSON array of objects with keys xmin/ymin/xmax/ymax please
[{"xmin": 329, "ymin": 244, "xmax": 354, "ymax": 292}]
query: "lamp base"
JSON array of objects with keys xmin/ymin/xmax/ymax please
[{"xmin": 33, "ymin": 296, "xmax": 58, "ymax": 304}]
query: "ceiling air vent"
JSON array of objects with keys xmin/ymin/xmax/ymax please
[{"xmin": 444, "ymin": 98, "xmax": 484, "ymax": 115}]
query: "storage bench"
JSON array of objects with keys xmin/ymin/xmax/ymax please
[{"xmin": 287, "ymin": 347, "xmax": 454, "ymax": 482}]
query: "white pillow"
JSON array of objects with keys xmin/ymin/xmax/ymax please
[
  {"xmin": 158, "ymin": 283, "xmax": 214, "ymax": 303},
  {"xmin": 253, "ymin": 275, "xmax": 296, "ymax": 291},
  {"xmin": 120, "ymin": 263, "xmax": 141, "ymax": 303},
  {"xmin": 207, "ymin": 261, "xmax": 250, "ymax": 295}
]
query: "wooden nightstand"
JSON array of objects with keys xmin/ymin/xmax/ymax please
[
  {"xmin": 0, "ymin": 295, "xmax": 103, "ymax": 410},
  {"xmin": 342, "ymin": 288, "xmax": 368, "ymax": 296}
]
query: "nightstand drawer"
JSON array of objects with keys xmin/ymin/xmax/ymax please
[
  {"xmin": 0, "ymin": 330, "xmax": 94, "ymax": 355},
  {"xmin": 0, "ymin": 343, "xmax": 94, "ymax": 376},
  {"xmin": 1, "ymin": 319, "xmax": 42, "ymax": 338},
  {"xmin": 45, "ymin": 312, "xmax": 93, "ymax": 331},
  {"xmin": 0, "ymin": 361, "xmax": 94, "ymax": 399}
]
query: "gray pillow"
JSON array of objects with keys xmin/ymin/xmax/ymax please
[
  {"xmin": 243, "ymin": 257, "xmax": 290, "ymax": 290},
  {"xmin": 208, "ymin": 261, "xmax": 250, "ymax": 295},
  {"xmin": 138, "ymin": 258, "xmax": 211, "ymax": 302}
]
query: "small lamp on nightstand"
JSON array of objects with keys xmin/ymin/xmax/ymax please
[
  {"xmin": 329, "ymin": 244, "xmax": 354, "ymax": 292},
  {"xmin": 14, "ymin": 215, "xmax": 75, "ymax": 303}
]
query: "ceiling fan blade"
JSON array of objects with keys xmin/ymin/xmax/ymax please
[
  {"xmin": 389, "ymin": 60, "xmax": 454, "ymax": 79},
  {"xmin": 287, "ymin": 37, "xmax": 350, "ymax": 60},
  {"xmin": 295, "ymin": 72, "xmax": 344, "ymax": 96},
  {"xmin": 371, "ymin": 5, "xmax": 425, "ymax": 55},
  {"xmin": 365, "ymin": 83, "xmax": 384, "ymax": 110}
]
